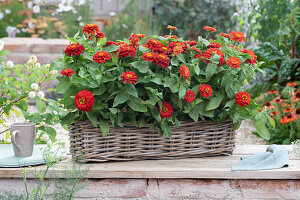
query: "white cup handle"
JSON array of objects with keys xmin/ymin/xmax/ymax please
[{"xmin": 11, "ymin": 130, "xmax": 20, "ymax": 150}]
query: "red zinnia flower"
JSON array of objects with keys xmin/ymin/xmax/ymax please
[
  {"xmin": 164, "ymin": 35, "xmax": 179, "ymax": 39},
  {"xmin": 184, "ymin": 90, "xmax": 195, "ymax": 104},
  {"xmin": 95, "ymin": 32, "xmax": 105, "ymax": 39},
  {"xmin": 93, "ymin": 51, "xmax": 111, "ymax": 63},
  {"xmin": 220, "ymin": 33, "xmax": 231, "ymax": 38},
  {"xmin": 240, "ymin": 49, "xmax": 257, "ymax": 65},
  {"xmin": 74, "ymin": 90, "xmax": 95, "ymax": 112},
  {"xmin": 65, "ymin": 43, "xmax": 85, "ymax": 57},
  {"xmin": 117, "ymin": 44, "xmax": 136, "ymax": 58},
  {"xmin": 286, "ymin": 82, "xmax": 297, "ymax": 87},
  {"xmin": 154, "ymin": 54, "xmax": 170, "ymax": 68},
  {"xmin": 144, "ymin": 39, "xmax": 163, "ymax": 52},
  {"xmin": 196, "ymin": 48, "xmax": 224, "ymax": 66},
  {"xmin": 61, "ymin": 69, "xmax": 75, "ymax": 77},
  {"xmin": 121, "ymin": 71, "xmax": 137, "ymax": 84},
  {"xmin": 229, "ymin": 31, "xmax": 246, "ymax": 43},
  {"xmin": 159, "ymin": 101, "xmax": 173, "ymax": 119},
  {"xmin": 166, "ymin": 41, "xmax": 188, "ymax": 55},
  {"xmin": 142, "ymin": 52, "xmax": 157, "ymax": 62},
  {"xmin": 167, "ymin": 25, "xmax": 177, "ymax": 30},
  {"xmin": 226, "ymin": 57, "xmax": 242, "ymax": 69},
  {"xmin": 129, "ymin": 33, "xmax": 145, "ymax": 47},
  {"xmin": 265, "ymin": 101, "xmax": 274, "ymax": 109},
  {"xmin": 208, "ymin": 42, "xmax": 221, "ymax": 48},
  {"xmin": 179, "ymin": 65, "xmax": 190, "ymax": 79},
  {"xmin": 105, "ymin": 41, "xmax": 119, "ymax": 47},
  {"xmin": 190, "ymin": 46, "xmax": 202, "ymax": 54},
  {"xmin": 283, "ymin": 107, "xmax": 293, "ymax": 113},
  {"xmin": 198, "ymin": 84, "xmax": 213, "ymax": 98},
  {"xmin": 235, "ymin": 91, "xmax": 250, "ymax": 107},
  {"xmin": 183, "ymin": 40, "xmax": 197, "ymax": 46},
  {"xmin": 83, "ymin": 24, "xmax": 99, "ymax": 35},
  {"xmin": 280, "ymin": 114, "xmax": 297, "ymax": 124},
  {"xmin": 204, "ymin": 26, "xmax": 217, "ymax": 32},
  {"xmin": 295, "ymin": 108, "xmax": 300, "ymax": 118}
]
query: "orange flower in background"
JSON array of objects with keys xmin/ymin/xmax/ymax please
[
  {"xmin": 208, "ymin": 43, "xmax": 221, "ymax": 48},
  {"xmin": 93, "ymin": 51, "xmax": 111, "ymax": 63},
  {"xmin": 164, "ymin": 35, "xmax": 179, "ymax": 39},
  {"xmin": 74, "ymin": 90, "xmax": 95, "ymax": 112},
  {"xmin": 199, "ymin": 84, "xmax": 213, "ymax": 98},
  {"xmin": 117, "ymin": 44, "xmax": 136, "ymax": 58},
  {"xmin": 154, "ymin": 54, "xmax": 170, "ymax": 68},
  {"xmin": 272, "ymin": 98, "xmax": 284, "ymax": 104},
  {"xmin": 183, "ymin": 40, "xmax": 197, "ymax": 46},
  {"xmin": 159, "ymin": 101, "xmax": 173, "ymax": 119},
  {"xmin": 167, "ymin": 25, "xmax": 177, "ymax": 30},
  {"xmin": 61, "ymin": 69, "xmax": 75, "ymax": 77},
  {"xmin": 65, "ymin": 43, "xmax": 85, "ymax": 56},
  {"xmin": 184, "ymin": 90, "xmax": 195, "ymax": 103},
  {"xmin": 280, "ymin": 114, "xmax": 297, "ymax": 124},
  {"xmin": 174, "ymin": 45, "xmax": 183, "ymax": 56},
  {"xmin": 270, "ymin": 111, "xmax": 279, "ymax": 118},
  {"xmin": 195, "ymin": 48, "xmax": 225, "ymax": 66},
  {"xmin": 267, "ymin": 89, "xmax": 278, "ymax": 95},
  {"xmin": 286, "ymin": 82, "xmax": 297, "ymax": 87},
  {"xmin": 142, "ymin": 52, "xmax": 157, "ymax": 62},
  {"xmin": 226, "ymin": 57, "xmax": 241, "ymax": 69},
  {"xmin": 95, "ymin": 32, "xmax": 106, "ymax": 39},
  {"xmin": 190, "ymin": 46, "xmax": 202, "ymax": 54},
  {"xmin": 204, "ymin": 26, "xmax": 217, "ymax": 32},
  {"xmin": 265, "ymin": 101, "xmax": 274, "ymax": 109},
  {"xmin": 220, "ymin": 33, "xmax": 231, "ymax": 38},
  {"xmin": 292, "ymin": 92, "xmax": 300, "ymax": 102},
  {"xmin": 283, "ymin": 107, "xmax": 293, "ymax": 113},
  {"xmin": 229, "ymin": 31, "xmax": 246, "ymax": 43},
  {"xmin": 235, "ymin": 91, "xmax": 250, "ymax": 107},
  {"xmin": 121, "ymin": 71, "xmax": 137, "ymax": 84},
  {"xmin": 83, "ymin": 23, "xmax": 99, "ymax": 35},
  {"xmin": 295, "ymin": 108, "xmax": 300, "ymax": 118},
  {"xmin": 179, "ymin": 65, "xmax": 190, "ymax": 79},
  {"xmin": 240, "ymin": 49, "xmax": 257, "ymax": 65}
]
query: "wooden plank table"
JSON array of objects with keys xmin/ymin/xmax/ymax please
[{"xmin": 0, "ymin": 145, "xmax": 299, "ymax": 180}]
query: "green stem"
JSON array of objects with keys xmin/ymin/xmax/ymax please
[
  {"xmin": 22, "ymin": 169, "xmax": 29, "ymax": 200},
  {"xmin": 34, "ymin": 166, "xmax": 49, "ymax": 200}
]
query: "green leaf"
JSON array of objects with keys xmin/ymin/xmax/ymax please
[
  {"xmin": 113, "ymin": 91, "xmax": 129, "ymax": 107},
  {"xmin": 205, "ymin": 95, "xmax": 224, "ymax": 111},
  {"xmin": 171, "ymin": 58, "xmax": 179, "ymax": 66},
  {"xmin": 194, "ymin": 64, "xmax": 200, "ymax": 75},
  {"xmin": 151, "ymin": 77, "xmax": 163, "ymax": 85},
  {"xmin": 131, "ymin": 60, "xmax": 149, "ymax": 73},
  {"xmin": 36, "ymin": 99, "xmax": 46, "ymax": 114},
  {"xmin": 109, "ymin": 108, "xmax": 118, "ymax": 114},
  {"xmin": 206, "ymin": 63, "xmax": 217, "ymax": 80},
  {"xmin": 177, "ymin": 53, "xmax": 186, "ymax": 63},
  {"xmin": 56, "ymin": 78, "xmax": 70, "ymax": 93},
  {"xmin": 128, "ymin": 98, "xmax": 147, "ymax": 112},
  {"xmin": 254, "ymin": 121, "xmax": 270, "ymax": 140},
  {"xmin": 50, "ymin": 60, "xmax": 64, "ymax": 70},
  {"xmin": 102, "ymin": 44, "xmax": 120, "ymax": 53},
  {"xmin": 189, "ymin": 104, "xmax": 200, "ymax": 121},
  {"xmin": 178, "ymin": 84, "xmax": 186, "ymax": 99},
  {"xmin": 0, "ymin": 50, "xmax": 10, "ymax": 56},
  {"xmin": 27, "ymin": 114, "xmax": 43, "ymax": 124},
  {"xmin": 198, "ymin": 36, "xmax": 210, "ymax": 46},
  {"xmin": 126, "ymin": 84, "xmax": 138, "ymax": 97},
  {"xmin": 86, "ymin": 112, "xmax": 98, "ymax": 127},
  {"xmin": 267, "ymin": 115, "xmax": 275, "ymax": 128},
  {"xmin": 161, "ymin": 119, "xmax": 171, "ymax": 138},
  {"xmin": 99, "ymin": 118, "xmax": 109, "ymax": 137},
  {"xmin": 44, "ymin": 127, "xmax": 57, "ymax": 142}
]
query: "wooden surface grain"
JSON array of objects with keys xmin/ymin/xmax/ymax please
[{"xmin": 0, "ymin": 145, "xmax": 298, "ymax": 179}]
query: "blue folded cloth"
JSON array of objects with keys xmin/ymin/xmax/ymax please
[{"xmin": 232, "ymin": 145, "xmax": 289, "ymax": 171}]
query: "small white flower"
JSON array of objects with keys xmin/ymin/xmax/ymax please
[
  {"xmin": 79, "ymin": 22, "xmax": 84, "ymax": 26},
  {"xmin": 109, "ymin": 12, "xmax": 116, "ymax": 17},
  {"xmin": 5, "ymin": 9, "xmax": 11, "ymax": 14},
  {"xmin": 77, "ymin": 16, "xmax": 82, "ymax": 21},
  {"xmin": 29, "ymin": 55, "xmax": 37, "ymax": 63},
  {"xmin": 37, "ymin": 91, "xmax": 45, "ymax": 99},
  {"xmin": 40, "ymin": 134, "xmax": 49, "ymax": 142},
  {"xmin": 6, "ymin": 60, "xmax": 14, "ymax": 68},
  {"xmin": 78, "ymin": 0, "xmax": 86, "ymax": 5},
  {"xmin": 28, "ymin": 91, "xmax": 36, "ymax": 99},
  {"xmin": 27, "ymin": 1, "xmax": 33, "ymax": 9},
  {"xmin": 35, "ymin": 63, "xmax": 41, "ymax": 68},
  {"xmin": 121, "ymin": 24, "xmax": 128, "ymax": 29},
  {"xmin": 0, "ymin": 12, "xmax": 4, "ymax": 21},
  {"xmin": 33, "ymin": 5, "xmax": 40, "ymax": 13},
  {"xmin": 31, "ymin": 83, "xmax": 39, "ymax": 90},
  {"xmin": 50, "ymin": 70, "xmax": 58, "ymax": 74},
  {"xmin": 45, "ymin": 64, "xmax": 50, "ymax": 68},
  {"xmin": 0, "ymin": 40, "xmax": 4, "ymax": 51}
]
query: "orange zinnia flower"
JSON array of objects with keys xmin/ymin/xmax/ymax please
[
  {"xmin": 83, "ymin": 24, "xmax": 99, "ymax": 35},
  {"xmin": 220, "ymin": 33, "xmax": 231, "ymax": 38},
  {"xmin": 265, "ymin": 101, "xmax": 274, "ymax": 109},
  {"xmin": 142, "ymin": 52, "xmax": 157, "ymax": 62},
  {"xmin": 195, "ymin": 48, "xmax": 224, "ymax": 66},
  {"xmin": 272, "ymin": 98, "xmax": 284, "ymax": 104},
  {"xmin": 283, "ymin": 107, "xmax": 293, "ymax": 113},
  {"xmin": 167, "ymin": 25, "xmax": 177, "ymax": 30},
  {"xmin": 280, "ymin": 114, "xmax": 297, "ymax": 124},
  {"xmin": 267, "ymin": 89, "xmax": 278, "ymax": 95},
  {"xmin": 190, "ymin": 46, "xmax": 202, "ymax": 54},
  {"xmin": 240, "ymin": 48, "xmax": 257, "ymax": 65},
  {"xmin": 229, "ymin": 31, "xmax": 246, "ymax": 43},
  {"xmin": 153, "ymin": 54, "xmax": 170, "ymax": 68},
  {"xmin": 292, "ymin": 92, "xmax": 300, "ymax": 102},
  {"xmin": 226, "ymin": 57, "xmax": 241, "ymax": 69},
  {"xmin": 179, "ymin": 65, "xmax": 190, "ymax": 79},
  {"xmin": 286, "ymin": 82, "xmax": 297, "ymax": 87},
  {"xmin": 204, "ymin": 26, "xmax": 217, "ymax": 32}
]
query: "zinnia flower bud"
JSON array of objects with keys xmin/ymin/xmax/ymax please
[
  {"xmin": 6, "ymin": 60, "xmax": 13, "ymax": 68},
  {"xmin": 0, "ymin": 40, "xmax": 4, "ymax": 51},
  {"xmin": 31, "ymin": 83, "xmax": 39, "ymax": 91},
  {"xmin": 45, "ymin": 64, "xmax": 50, "ymax": 68},
  {"xmin": 28, "ymin": 91, "xmax": 36, "ymax": 99},
  {"xmin": 37, "ymin": 91, "xmax": 45, "ymax": 99}
]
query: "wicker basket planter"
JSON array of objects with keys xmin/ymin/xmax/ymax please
[{"xmin": 69, "ymin": 119, "xmax": 235, "ymax": 162}]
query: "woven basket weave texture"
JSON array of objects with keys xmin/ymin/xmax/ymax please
[{"xmin": 69, "ymin": 119, "xmax": 235, "ymax": 162}]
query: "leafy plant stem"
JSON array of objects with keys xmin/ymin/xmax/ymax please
[{"xmin": 34, "ymin": 166, "xmax": 49, "ymax": 200}]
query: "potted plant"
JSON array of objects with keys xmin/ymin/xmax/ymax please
[{"xmin": 51, "ymin": 24, "xmax": 271, "ymax": 162}]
